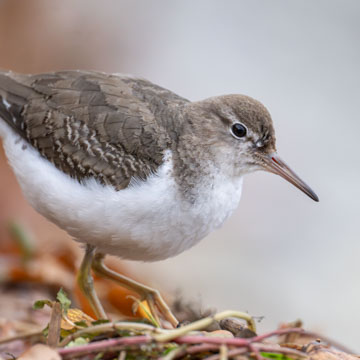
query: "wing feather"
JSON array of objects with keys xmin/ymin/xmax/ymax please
[{"xmin": 0, "ymin": 70, "xmax": 188, "ymax": 190}]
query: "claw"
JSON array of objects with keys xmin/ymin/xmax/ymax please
[{"xmin": 126, "ymin": 295, "xmax": 140, "ymax": 315}]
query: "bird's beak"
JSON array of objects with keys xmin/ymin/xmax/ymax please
[{"xmin": 261, "ymin": 153, "xmax": 319, "ymax": 202}]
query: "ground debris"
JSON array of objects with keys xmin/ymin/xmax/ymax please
[
  {"xmin": 0, "ymin": 225, "xmax": 358, "ymax": 359},
  {"xmin": 1, "ymin": 299, "xmax": 357, "ymax": 360},
  {"xmin": 303, "ymin": 341, "xmax": 359, "ymax": 360},
  {"xmin": 220, "ymin": 318, "xmax": 257, "ymax": 338},
  {"xmin": 17, "ymin": 344, "xmax": 61, "ymax": 360}
]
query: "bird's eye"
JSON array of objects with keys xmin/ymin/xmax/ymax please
[{"xmin": 231, "ymin": 123, "xmax": 247, "ymax": 138}]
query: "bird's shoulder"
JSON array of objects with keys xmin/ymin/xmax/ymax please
[{"xmin": 0, "ymin": 70, "xmax": 189, "ymax": 189}]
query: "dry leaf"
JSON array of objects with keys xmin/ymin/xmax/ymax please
[
  {"xmin": 205, "ymin": 329, "xmax": 234, "ymax": 338},
  {"xmin": 305, "ymin": 343, "xmax": 359, "ymax": 360},
  {"xmin": 61, "ymin": 308, "xmax": 94, "ymax": 330},
  {"xmin": 18, "ymin": 344, "xmax": 60, "ymax": 360}
]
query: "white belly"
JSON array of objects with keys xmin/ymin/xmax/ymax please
[{"xmin": 0, "ymin": 121, "xmax": 243, "ymax": 261}]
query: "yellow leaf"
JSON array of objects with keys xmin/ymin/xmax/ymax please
[{"xmin": 61, "ymin": 308, "xmax": 94, "ymax": 330}]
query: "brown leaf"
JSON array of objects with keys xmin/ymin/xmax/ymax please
[
  {"xmin": 18, "ymin": 344, "xmax": 60, "ymax": 360},
  {"xmin": 305, "ymin": 342, "xmax": 359, "ymax": 360}
]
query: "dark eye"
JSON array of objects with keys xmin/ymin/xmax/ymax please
[{"xmin": 231, "ymin": 123, "xmax": 247, "ymax": 138}]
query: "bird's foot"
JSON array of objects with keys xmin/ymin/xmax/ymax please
[
  {"xmin": 131, "ymin": 289, "xmax": 178, "ymax": 328},
  {"xmin": 90, "ymin": 251, "xmax": 178, "ymax": 327}
]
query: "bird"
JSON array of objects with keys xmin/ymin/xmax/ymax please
[{"xmin": 0, "ymin": 70, "xmax": 318, "ymax": 327}]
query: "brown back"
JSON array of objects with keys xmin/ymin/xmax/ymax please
[{"xmin": 0, "ymin": 70, "xmax": 189, "ymax": 190}]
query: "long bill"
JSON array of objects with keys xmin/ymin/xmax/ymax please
[{"xmin": 262, "ymin": 153, "xmax": 319, "ymax": 202}]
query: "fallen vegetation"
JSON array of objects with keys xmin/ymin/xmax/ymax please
[{"xmin": 0, "ymin": 223, "xmax": 358, "ymax": 360}]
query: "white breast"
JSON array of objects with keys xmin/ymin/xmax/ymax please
[{"xmin": 0, "ymin": 121, "xmax": 243, "ymax": 261}]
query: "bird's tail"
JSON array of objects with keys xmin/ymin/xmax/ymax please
[{"xmin": 0, "ymin": 71, "xmax": 30, "ymax": 138}]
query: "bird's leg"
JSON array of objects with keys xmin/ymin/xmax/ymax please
[
  {"xmin": 77, "ymin": 244, "xmax": 107, "ymax": 320},
  {"xmin": 92, "ymin": 253, "xmax": 178, "ymax": 328}
]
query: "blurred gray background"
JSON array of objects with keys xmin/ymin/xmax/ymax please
[{"xmin": 0, "ymin": 0, "xmax": 359, "ymax": 350}]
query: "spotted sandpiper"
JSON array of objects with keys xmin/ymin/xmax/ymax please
[{"xmin": 0, "ymin": 70, "xmax": 318, "ymax": 327}]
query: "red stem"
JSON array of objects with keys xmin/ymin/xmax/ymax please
[
  {"xmin": 58, "ymin": 335, "xmax": 152, "ymax": 356},
  {"xmin": 57, "ymin": 327, "xmax": 353, "ymax": 357}
]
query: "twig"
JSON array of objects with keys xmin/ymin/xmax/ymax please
[
  {"xmin": 250, "ymin": 327, "xmax": 353, "ymax": 354},
  {"xmin": 167, "ymin": 343, "xmax": 220, "ymax": 359},
  {"xmin": 57, "ymin": 326, "xmax": 352, "ymax": 358},
  {"xmin": 57, "ymin": 332, "xmax": 290, "ymax": 358},
  {"xmin": 58, "ymin": 335, "xmax": 152, "ymax": 356},
  {"xmin": 59, "ymin": 320, "xmax": 162, "ymax": 347},
  {"xmin": 160, "ymin": 345, "xmax": 187, "ymax": 360},
  {"xmin": 175, "ymin": 335, "xmax": 248, "ymax": 346},
  {"xmin": 187, "ymin": 343, "xmax": 219, "ymax": 354},
  {"xmin": 47, "ymin": 302, "xmax": 62, "ymax": 347},
  {"xmin": 60, "ymin": 310, "xmax": 254, "ymax": 348},
  {"xmin": 204, "ymin": 348, "xmax": 247, "ymax": 360},
  {"xmin": 118, "ymin": 351, "xmax": 126, "ymax": 360},
  {"xmin": 154, "ymin": 310, "xmax": 255, "ymax": 342},
  {"xmin": 53, "ymin": 312, "xmax": 354, "ymax": 360},
  {"xmin": 173, "ymin": 331, "xmax": 306, "ymax": 347},
  {"xmin": 0, "ymin": 330, "xmax": 44, "ymax": 345},
  {"xmin": 251, "ymin": 343, "xmax": 264, "ymax": 360},
  {"xmin": 250, "ymin": 327, "xmax": 305, "ymax": 343},
  {"xmin": 253, "ymin": 344, "xmax": 307, "ymax": 359},
  {"xmin": 203, "ymin": 344, "xmax": 306, "ymax": 360},
  {"xmin": 219, "ymin": 344, "xmax": 228, "ymax": 360}
]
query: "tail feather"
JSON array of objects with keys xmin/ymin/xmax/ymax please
[{"xmin": 0, "ymin": 71, "xmax": 31, "ymax": 137}]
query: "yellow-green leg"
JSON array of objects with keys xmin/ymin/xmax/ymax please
[
  {"xmin": 92, "ymin": 253, "xmax": 178, "ymax": 328},
  {"xmin": 77, "ymin": 244, "xmax": 107, "ymax": 320}
]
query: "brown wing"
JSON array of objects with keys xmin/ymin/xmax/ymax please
[{"xmin": 0, "ymin": 70, "xmax": 189, "ymax": 190}]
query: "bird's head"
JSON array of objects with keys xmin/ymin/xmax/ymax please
[{"xmin": 185, "ymin": 94, "xmax": 319, "ymax": 201}]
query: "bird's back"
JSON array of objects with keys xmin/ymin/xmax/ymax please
[{"xmin": 0, "ymin": 70, "xmax": 188, "ymax": 190}]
